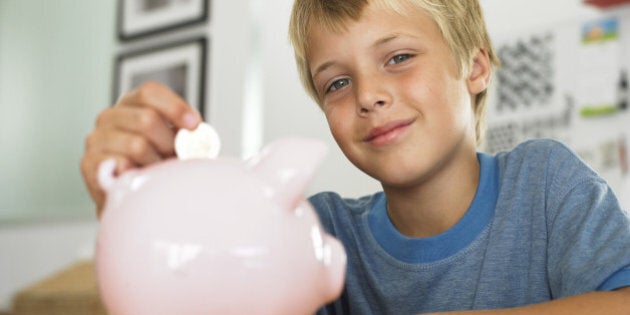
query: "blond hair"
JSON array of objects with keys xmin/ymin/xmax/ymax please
[{"xmin": 289, "ymin": 0, "xmax": 500, "ymax": 145}]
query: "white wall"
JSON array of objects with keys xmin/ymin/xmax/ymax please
[
  {"xmin": 480, "ymin": 0, "xmax": 600, "ymax": 38},
  {"xmin": 0, "ymin": 0, "xmax": 613, "ymax": 312},
  {"xmin": 0, "ymin": 0, "xmax": 114, "ymax": 310},
  {"xmin": 0, "ymin": 1, "xmax": 112, "ymax": 222}
]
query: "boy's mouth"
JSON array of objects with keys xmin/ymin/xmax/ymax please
[{"xmin": 363, "ymin": 118, "xmax": 415, "ymax": 145}]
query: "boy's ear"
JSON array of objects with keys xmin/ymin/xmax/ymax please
[{"xmin": 466, "ymin": 49, "xmax": 491, "ymax": 95}]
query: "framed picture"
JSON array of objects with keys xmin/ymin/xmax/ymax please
[
  {"xmin": 118, "ymin": 0, "xmax": 209, "ymax": 40},
  {"xmin": 114, "ymin": 37, "xmax": 207, "ymax": 118}
]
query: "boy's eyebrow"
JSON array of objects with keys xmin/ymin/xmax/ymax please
[
  {"xmin": 312, "ymin": 61, "xmax": 335, "ymax": 80},
  {"xmin": 371, "ymin": 34, "xmax": 400, "ymax": 48},
  {"xmin": 372, "ymin": 32, "xmax": 418, "ymax": 48}
]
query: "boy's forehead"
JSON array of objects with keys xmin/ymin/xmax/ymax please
[
  {"xmin": 305, "ymin": 3, "xmax": 444, "ymax": 66},
  {"xmin": 297, "ymin": 0, "xmax": 453, "ymax": 81},
  {"xmin": 304, "ymin": 2, "xmax": 435, "ymax": 46}
]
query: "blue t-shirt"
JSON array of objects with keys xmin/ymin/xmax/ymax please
[{"xmin": 309, "ymin": 139, "xmax": 630, "ymax": 315}]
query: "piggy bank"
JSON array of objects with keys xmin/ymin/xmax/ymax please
[{"xmin": 95, "ymin": 138, "xmax": 346, "ymax": 315}]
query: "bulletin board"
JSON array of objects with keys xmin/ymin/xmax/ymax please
[{"xmin": 484, "ymin": 6, "xmax": 630, "ymax": 208}]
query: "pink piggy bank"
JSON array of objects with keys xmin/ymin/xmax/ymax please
[{"xmin": 95, "ymin": 138, "xmax": 346, "ymax": 315}]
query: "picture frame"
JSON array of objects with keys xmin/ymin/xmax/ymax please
[
  {"xmin": 114, "ymin": 37, "xmax": 208, "ymax": 118},
  {"xmin": 118, "ymin": 0, "xmax": 209, "ymax": 41}
]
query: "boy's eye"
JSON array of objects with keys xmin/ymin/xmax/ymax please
[
  {"xmin": 326, "ymin": 78, "xmax": 350, "ymax": 93},
  {"xmin": 388, "ymin": 53, "xmax": 411, "ymax": 65}
]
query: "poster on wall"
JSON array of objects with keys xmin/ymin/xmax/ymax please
[
  {"xmin": 118, "ymin": 0, "xmax": 209, "ymax": 40},
  {"xmin": 484, "ymin": 29, "xmax": 574, "ymax": 154},
  {"xmin": 572, "ymin": 17, "xmax": 630, "ymax": 198},
  {"xmin": 114, "ymin": 37, "xmax": 208, "ymax": 118},
  {"xmin": 576, "ymin": 17, "xmax": 627, "ymax": 118},
  {"xmin": 484, "ymin": 14, "xmax": 630, "ymax": 207}
]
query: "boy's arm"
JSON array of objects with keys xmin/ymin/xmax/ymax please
[{"xmin": 430, "ymin": 287, "xmax": 630, "ymax": 315}]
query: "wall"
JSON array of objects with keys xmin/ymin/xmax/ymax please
[
  {"xmin": 0, "ymin": 0, "xmax": 114, "ymax": 310},
  {"xmin": 0, "ymin": 1, "xmax": 113, "ymax": 222},
  {"xmin": 481, "ymin": 2, "xmax": 630, "ymax": 208},
  {"xmin": 0, "ymin": 0, "xmax": 614, "ymax": 312},
  {"xmin": 480, "ymin": 0, "xmax": 600, "ymax": 38},
  {"xmin": 0, "ymin": 0, "xmax": 255, "ymax": 311}
]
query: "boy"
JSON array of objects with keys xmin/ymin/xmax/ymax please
[{"xmin": 81, "ymin": 0, "xmax": 630, "ymax": 313}]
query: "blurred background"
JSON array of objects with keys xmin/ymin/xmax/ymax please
[{"xmin": 0, "ymin": 0, "xmax": 626, "ymax": 313}]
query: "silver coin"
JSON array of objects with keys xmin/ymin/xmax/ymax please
[{"xmin": 174, "ymin": 122, "xmax": 221, "ymax": 160}]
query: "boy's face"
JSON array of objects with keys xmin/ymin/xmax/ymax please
[{"xmin": 307, "ymin": 3, "xmax": 484, "ymax": 188}]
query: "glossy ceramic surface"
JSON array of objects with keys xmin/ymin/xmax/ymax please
[{"xmin": 95, "ymin": 138, "xmax": 346, "ymax": 315}]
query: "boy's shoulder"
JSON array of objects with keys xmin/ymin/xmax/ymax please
[
  {"xmin": 308, "ymin": 191, "xmax": 380, "ymax": 212},
  {"xmin": 493, "ymin": 138, "xmax": 602, "ymax": 188},
  {"xmin": 307, "ymin": 191, "xmax": 382, "ymax": 237},
  {"xmin": 497, "ymin": 138, "xmax": 574, "ymax": 160},
  {"xmin": 495, "ymin": 138, "xmax": 588, "ymax": 171}
]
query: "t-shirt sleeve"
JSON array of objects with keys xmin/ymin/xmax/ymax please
[
  {"xmin": 545, "ymin": 144, "xmax": 630, "ymax": 297},
  {"xmin": 308, "ymin": 192, "xmax": 338, "ymax": 236},
  {"xmin": 598, "ymin": 266, "xmax": 630, "ymax": 291},
  {"xmin": 308, "ymin": 192, "xmax": 349, "ymax": 315}
]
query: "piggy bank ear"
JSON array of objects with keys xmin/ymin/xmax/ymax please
[{"xmin": 247, "ymin": 137, "xmax": 327, "ymax": 209}]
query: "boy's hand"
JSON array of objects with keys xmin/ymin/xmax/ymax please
[{"xmin": 80, "ymin": 81, "xmax": 201, "ymax": 218}]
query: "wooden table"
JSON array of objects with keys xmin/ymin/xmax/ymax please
[{"xmin": 12, "ymin": 260, "xmax": 107, "ymax": 315}]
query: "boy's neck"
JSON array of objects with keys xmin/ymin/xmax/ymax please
[{"xmin": 383, "ymin": 152, "xmax": 480, "ymax": 238}]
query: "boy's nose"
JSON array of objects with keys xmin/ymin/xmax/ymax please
[{"xmin": 355, "ymin": 78, "xmax": 390, "ymax": 115}]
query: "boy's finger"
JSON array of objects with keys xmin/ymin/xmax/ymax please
[
  {"xmin": 122, "ymin": 81, "xmax": 201, "ymax": 130},
  {"xmin": 100, "ymin": 106, "xmax": 176, "ymax": 156},
  {"xmin": 100, "ymin": 130, "xmax": 164, "ymax": 167}
]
